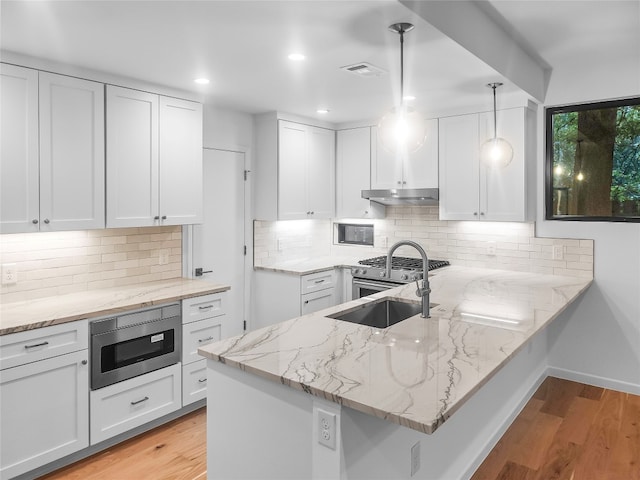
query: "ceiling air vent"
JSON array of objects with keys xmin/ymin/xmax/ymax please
[{"xmin": 340, "ymin": 62, "xmax": 387, "ymax": 78}]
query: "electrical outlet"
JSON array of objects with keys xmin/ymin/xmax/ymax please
[
  {"xmin": 379, "ymin": 236, "xmax": 388, "ymax": 248},
  {"xmin": 410, "ymin": 441, "xmax": 421, "ymax": 476},
  {"xmin": 317, "ymin": 409, "xmax": 336, "ymax": 450},
  {"xmin": 277, "ymin": 238, "xmax": 284, "ymax": 252},
  {"xmin": 552, "ymin": 245, "xmax": 564, "ymax": 260},
  {"xmin": 487, "ymin": 241, "xmax": 497, "ymax": 255},
  {"xmin": 159, "ymin": 250, "xmax": 169, "ymax": 265},
  {"xmin": 1, "ymin": 264, "xmax": 17, "ymax": 285}
]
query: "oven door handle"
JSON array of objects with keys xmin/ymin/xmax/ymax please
[{"xmin": 353, "ymin": 279, "xmax": 399, "ymax": 290}]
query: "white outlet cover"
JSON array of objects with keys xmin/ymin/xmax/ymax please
[
  {"xmin": 410, "ymin": 441, "xmax": 421, "ymax": 476},
  {"xmin": 317, "ymin": 409, "xmax": 336, "ymax": 450},
  {"xmin": 1, "ymin": 263, "xmax": 17, "ymax": 285}
]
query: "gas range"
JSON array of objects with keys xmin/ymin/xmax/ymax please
[{"xmin": 351, "ymin": 256, "xmax": 450, "ymax": 283}]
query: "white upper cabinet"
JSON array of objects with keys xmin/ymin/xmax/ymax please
[
  {"xmin": 370, "ymin": 119, "xmax": 439, "ymax": 189},
  {"xmin": 254, "ymin": 114, "xmax": 335, "ymax": 221},
  {"xmin": 0, "ymin": 66, "xmax": 105, "ymax": 233},
  {"xmin": 106, "ymin": 85, "xmax": 202, "ymax": 227},
  {"xmin": 335, "ymin": 127, "xmax": 384, "ymax": 219},
  {"xmin": 39, "ymin": 72, "xmax": 105, "ymax": 231},
  {"xmin": 159, "ymin": 96, "xmax": 203, "ymax": 225},
  {"xmin": 439, "ymin": 107, "xmax": 534, "ymax": 222},
  {"xmin": 0, "ymin": 64, "xmax": 39, "ymax": 234}
]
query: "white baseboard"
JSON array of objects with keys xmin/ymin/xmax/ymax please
[{"xmin": 546, "ymin": 366, "xmax": 640, "ymax": 395}]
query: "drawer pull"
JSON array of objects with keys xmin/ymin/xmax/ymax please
[
  {"xmin": 198, "ymin": 378, "xmax": 207, "ymax": 383},
  {"xmin": 24, "ymin": 341, "xmax": 49, "ymax": 350},
  {"xmin": 304, "ymin": 300, "xmax": 309, "ymax": 304},
  {"xmin": 198, "ymin": 336, "xmax": 214, "ymax": 343},
  {"xmin": 198, "ymin": 305, "xmax": 214, "ymax": 310},
  {"xmin": 314, "ymin": 279, "xmax": 325, "ymax": 284},
  {"xmin": 130, "ymin": 396, "xmax": 149, "ymax": 406}
]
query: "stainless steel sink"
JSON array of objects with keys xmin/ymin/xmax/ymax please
[{"xmin": 328, "ymin": 298, "xmax": 432, "ymax": 329}]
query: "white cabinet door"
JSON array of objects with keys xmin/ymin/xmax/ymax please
[
  {"xmin": 371, "ymin": 125, "xmax": 403, "ymax": 189},
  {"xmin": 159, "ymin": 96, "xmax": 203, "ymax": 225},
  {"xmin": 306, "ymin": 125, "xmax": 335, "ymax": 219},
  {"xmin": 404, "ymin": 118, "xmax": 439, "ymax": 189},
  {"xmin": 479, "ymin": 108, "xmax": 527, "ymax": 221},
  {"xmin": 438, "ymin": 114, "xmax": 480, "ymax": 220},
  {"xmin": 278, "ymin": 121, "xmax": 308, "ymax": 220},
  {"xmin": 39, "ymin": 72, "xmax": 105, "ymax": 231},
  {"xmin": 0, "ymin": 350, "xmax": 89, "ymax": 479},
  {"xmin": 106, "ymin": 85, "xmax": 159, "ymax": 227},
  {"xmin": 0, "ymin": 64, "xmax": 39, "ymax": 234},
  {"xmin": 336, "ymin": 127, "xmax": 384, "ymax": 219}
]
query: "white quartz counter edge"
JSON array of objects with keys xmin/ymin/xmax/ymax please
[
  {"xmin": 199, "ymin": 266, "xmax": 592, "ymax": 435},
  {"xmin": 0, "ymin": 278, "xmax": 230, "ymax": 335},
  {"xmin": 254, "ymin": 255, "xmax": 364, "ymax": 275}
]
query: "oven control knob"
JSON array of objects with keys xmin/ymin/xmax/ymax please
[
  {"xmin": 352, "ymin": 268, "xmax": 359, "ymax": 275},
  {"xmin": 361, "ymin": 269, "xmax": 367, "ymax": 275},
  {"xmin": 401, "ymin": 274, "xmax": 408, "ymax": 281},
  {"xmin": 379, "ymin": 271, "xmax": 386, "ymax": 278}
]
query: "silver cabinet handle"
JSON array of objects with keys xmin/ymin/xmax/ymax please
[
  {"xmin": 198, "ymin": 305, "xmax": 213, "ymax": 310},
  {"xmin": 154, "ymin": 216, "xmax": 160, "ymax": 220},
  {"xmin": 480, "ymin": 212, "xmax": 485, "ymax": 216},
  {"xmin": 43, "ymin": 219, "xmax": 50, "ymax": 224},
  {"xmin": 314, "ymin": 279, "xmax": 325, "ymax": 284},
  {"xmin": 32, "ymin": 219, "xmax": 38, "ymax": 224},
  {"xmin": 81, "ymin": 359, "xmax": 88, "ymax": 365},
  {"xmin": 473, "ymin": 212, "xmax": 478, "ymax": 216},
  {"xmin": 25, "ymin": 341, "xmax": 49, "ymax": 349},
  {"xmin": 161, "ymin": 215, "xmax": 167, "ymax": 220},
  {"xmin": 304, "ymin": 300, "xmax": 309, "ymax": 304},
  {"xmin": 131, "ymin": 396, "xmax": 149, "ymax": 406},
  {"xmin": 198, "ymin": 336, "xmax": 214, "ymax": 343},
  {"xmin": 198, "ymin": 378, "xmax": 207, "ymax": 383}
]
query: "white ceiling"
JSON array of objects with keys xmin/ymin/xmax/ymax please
[{"xmin": 1, "ymin": 1, "xmax": 638, "ymax": 125}]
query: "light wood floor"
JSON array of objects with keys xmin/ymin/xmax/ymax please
[
  {"xmin": 40, "ymin": 377, "xmax": 639, "ymax": 480},
  {"xmin": 472, "ymin": 376, "xmax": 640, "ymax": 480}
]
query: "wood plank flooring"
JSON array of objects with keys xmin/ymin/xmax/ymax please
[
  {"xmin": 39, "ymin": 377, "xmax": 639, "ymax": 480},
  {"xmin": 472, "ymin": 376, "xmax": 640, "ymax": 480}
]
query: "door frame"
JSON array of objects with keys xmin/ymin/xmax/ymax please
[{"xmin": 182, "ymin": 145, "xmax": 253, "ymax": 331}]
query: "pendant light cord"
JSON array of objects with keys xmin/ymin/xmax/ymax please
[
  {"xmin": 399, "ymin": 27, "xmax": 404, "ymax": 105},
  {"xmin": 492, "ymin": 84, "xmax": 497, "ymax": 140}
]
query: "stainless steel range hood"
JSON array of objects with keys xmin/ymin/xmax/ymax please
[{"xmin": 361, "ymin": 188, "xmax": 439, "ymax": 206}]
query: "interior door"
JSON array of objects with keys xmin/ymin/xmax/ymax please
[{"xmin": 192, "ymin": 149, "xmax": 245, "ymax": 338}]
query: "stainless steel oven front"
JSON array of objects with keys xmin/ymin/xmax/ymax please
[
  {"xmin": 352, "ymin": 278, "xmax": 403, "ymax": 300},
  {"xmin": 90, "ymin": 303, "xmax": 181, "ymax": 390}
]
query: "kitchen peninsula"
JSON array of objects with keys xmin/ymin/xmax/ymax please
[{"xmin": 199, "ymin": 266, "xmax": 592, "ymax": 479}]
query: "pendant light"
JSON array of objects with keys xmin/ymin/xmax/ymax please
[
  {"xmin": 479, "ymin": 82, "xmax": 513, "ymax": 167},
  {"xmin": 378, "ymin": 23, "xmax": 426, "ymax": 155}
]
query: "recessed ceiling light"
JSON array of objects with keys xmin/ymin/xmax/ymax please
[
  {"xmin": 288, "ymin": 53, "xmax": 306, "ymax": 61},
  {"xmin": 194, "ymin": 78, "xmax": 210, "ymax": 85},
  {"xmin": 317, "ymin": 108, "xmax": 329, "ymax": 114}
]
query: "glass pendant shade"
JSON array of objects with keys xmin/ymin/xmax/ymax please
[
  {"xmin": 480, "ymin": 82, "xmax": 513, "ymax": 168},
  {"xmin": 479, "ymin": 136, "xmax": 514, "ymax": 168},
  {"xmin": 378, "ymin": 105, "xmax": 426, "ymax": 154}
]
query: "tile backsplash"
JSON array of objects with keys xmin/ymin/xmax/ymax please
[
  {"xmin": 0, "ymin": 226, "xmax": 182, "ymax": 303},
  {"xmin": 254, "ymin": 206, "xmax": 594, "ymax": 278}
]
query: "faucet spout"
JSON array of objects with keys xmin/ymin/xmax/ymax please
[{"xmin": 386, "ymin": 240, "xmax": 431, "ymax": 318}]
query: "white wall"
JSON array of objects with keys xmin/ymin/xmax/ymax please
[
  {"xmin": 203, "ymin": 104, "xmax": 253, "ymax": 151},
  {"xmin": 538, "ymin": 56, "xmax": 640, "ymax": 391}
]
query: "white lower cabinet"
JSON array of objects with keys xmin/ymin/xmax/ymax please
[
  {"xmin": 181, "ymin": 292, "xmax": 227, "ymax": 406},
  {"xmin": 89, "ymin": 363, "xmax": 181, "ymax": 445},
  {"xmin": 182, "ymin": 359, "xmax": 208, "ymax": 405},
  {"xmin": 0, "ymin": 349, "xmax": 89, "ymax": 479},
  {"xmin": 254, "ymin": 269, "xmax": 338, "ymax": 329}
]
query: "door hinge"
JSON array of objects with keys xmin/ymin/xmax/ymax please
[
  {"xmin": 243, "ymin": 320, "xmax": 247, "ymax": 331},
  {"xmin": 244, "ymin": 245, "xmax": 247, "ymax": 255},
  {"xmin": 244, "ymin": 169, "xmax": 250, "ymax": 181}
]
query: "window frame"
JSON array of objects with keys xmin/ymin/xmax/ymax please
[{"xmin": 545, "ymin": 96, "xmax": 640, "ymax": 222}]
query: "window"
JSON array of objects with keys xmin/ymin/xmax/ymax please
[{"xmin": 546, "ymin": 97, "xmax": 640, "ymax": 222}]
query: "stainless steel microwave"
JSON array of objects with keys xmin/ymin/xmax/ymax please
[{"xmin": 336, "ymin": 223, "xmax": 374, "ymax": 246}]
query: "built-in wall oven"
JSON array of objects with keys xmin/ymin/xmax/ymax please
[
  {"xmin": 90, "ymin": 303, "xmax": 181, "ymax": 390},
  {"xmin": 351, "ymin": 256, "xmax": 450, "ymax": 300}
]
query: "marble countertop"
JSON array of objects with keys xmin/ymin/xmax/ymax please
[
  {"xmin": 199, "ymin": 266, "xmax": 592, "ymax": 435},
  {"xmin": 254, "ymin": 255, "xmax": 365, "ymax": 275},
  {"xmin": 0, "ymin": 278, "xmax": 230, "ymax": 335}
]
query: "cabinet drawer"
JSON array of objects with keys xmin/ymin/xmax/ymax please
[
  {"xmin": 182, "ymin": 317, "xmax": 224, "ymax": 365},
  {"xmin": 182, "ymin": 293, "xmax": 225, "ymax": 324},
  {"xmin": 89, "ymin": 363, "xmax": 181, "ymax": 445},
  {"xmin": 0, "ymin": 320, "xmax": 88, "ymax": 370},
  {"xmin": 182, "ymin": 359, "xmax": 207, "ymax": 406},
  {"xmin": 300, "ymin": 270, "xmax": 336, "ymax": 295},
  {"xmin": 301, "ymin": 288, "xmax": 336, "ymax": 316}
]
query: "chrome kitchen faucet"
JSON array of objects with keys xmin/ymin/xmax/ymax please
[{"xmin": 385, "ymin": 240, "xmax": 431, "ymax": 318}]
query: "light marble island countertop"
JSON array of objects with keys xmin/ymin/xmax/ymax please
[
  {"xmin": 254, "ymin": 255, "xmax": 365, "ymax": 275},
  {"xmin": 199, "ymin": 266, "xmax": 591, "ymax": 435},
  {"xmin": 0, "ymin": 278, "xmax": 230, "ymax": 335}
]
